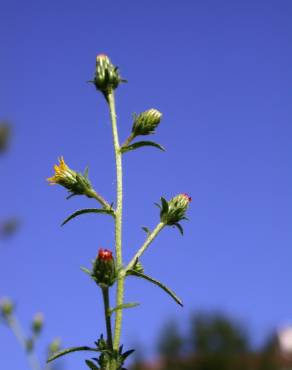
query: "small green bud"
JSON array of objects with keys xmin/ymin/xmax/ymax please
[
  {"xmin": 160, "ymin": 193, "xmax": 191, "ymax": 225},
  {"xmin": 31, "ymin": 312, "xmax": 44, "ymax": 335},
  {"xmin": 92, "ymin": 248, "xmax": 116, "ymax": 287},
  {"xmin": 48, "ymin": 157, "xmax": 95, "ymax": 198},
  {"xmin": 132, "ymin": 109, "xmax": 162, "ymax": 137},
  {"xmin": 48, "ymin": 337, "xmax": 61, "ymax": 355},
  {"xmin": 0, "ymin": 298, "xmax": 14, "ymax": 317},
  {"xmin": 94, "ymin": 54, "xmax": 123, "ymax": 96}
]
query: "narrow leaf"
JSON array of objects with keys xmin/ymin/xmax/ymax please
[
  {"xmin": 85, "ymin": 360, "xmax": 99, "ymax": 370},
  {"xmin": 160, "ymin": 197, "xmax": 169, "ymax": 213},
  {"xmin": 62, "ymin": 208, "xmax": 114, "ymax": 226},
  {"xmin": 81, "ymin": 267, "xmax": 92, "ymax": 277},
  {"xmin": 109, "ymin": 303, "xmax": 140, "ymax": 315},
  {"xmin": 128, "ymin": 271, "xmax": 183, "ymax": 307},
  {"xmin": 174, "ymin": 223, "xmax": 184, "ymax": 236},
  {"xmin": 141, "ymin": 226, "xmax": 150, "ymax": 236},
  {"xmin": 47, "ymin": 346, "xmax": 98, "ymax": 363},
  {"xmin": 121, "ymin": 141, "xmax": 165, "ymax": 154},
  {"xmin": 122, "ymin": 349, "xmax": 135, "ymax": 360}
]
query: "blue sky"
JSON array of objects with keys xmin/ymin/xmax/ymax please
[{"xmin": 1, "ymin": 0, "xmax": 292, "ymax": 368}]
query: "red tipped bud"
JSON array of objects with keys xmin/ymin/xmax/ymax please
[
  {"xmin": 98, "ymin": 248, "xmax": 113, "ymax": 261},
  {"xmin": 159, "ymin": 193, "xmax": 191, "ymax": 225},
  {"xmin": 92, "ymin": 248, "xmax": 116, "ymax": 287}
]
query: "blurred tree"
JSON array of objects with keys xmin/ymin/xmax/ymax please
[
  {"xmin": 0, "ymin": 123, "xmax": 10, "ymax": 153},
  {"xmin": 189, "ymin": 312, "xmax": 250, "ymax": 370}
]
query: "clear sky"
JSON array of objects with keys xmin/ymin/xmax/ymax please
[{"xmin": 1, "ymin": 0, "xmax": 292, "ymax": 369}]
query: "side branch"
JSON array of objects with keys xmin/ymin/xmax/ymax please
[{"xmin": 125, "ymin": 222, "xmax": 165, "ymax": 272}]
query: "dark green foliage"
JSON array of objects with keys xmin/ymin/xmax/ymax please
[
  {"xmin": 120, "ymin": 141, "xmax": 165, "ymax": 154},
  {"xmin": 62, "ymin": 208, "xmax": 114, "ymax": 226}
]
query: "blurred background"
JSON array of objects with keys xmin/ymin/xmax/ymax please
[{"xmin": 1, "ymin": 0, "xmax": 291, "ymax": 369}]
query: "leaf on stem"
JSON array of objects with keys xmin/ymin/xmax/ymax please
[
  {"xmin": 61, "ymin": 208, "xmax": 115, "ymax": 226},
  {"xmin": 128, "ymin": 271, "xmax": 183, "ymax": 307},
  {"xmin": 160, "ymin": 197, "xmax": 169, "ymax": 213},
  {"xmin": 85, "ymin": 360, "xmax": 99, "ymax": 370},
  {"xmin": 108, "ymin": 303, "xmax": 140, "ymax": 316},
  {"xmin": 120, "ymin": 141, "xmax": 165, "ymax": 154},
  {"xmin": 173, "ymin": 222, "xmax": 184, "ymax": 235},
  {"xmin": 47, "ymin": 346, "xmax": 98, "ymax": 363},
  {"xmin": 141, "ymin": 226, "xmax": 151, "ymax": 236}
]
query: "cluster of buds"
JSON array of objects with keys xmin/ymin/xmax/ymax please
[
  {"xmin": 93, "ymin": 54, "xmax": 124, "ymax": 97},
  {"xmin": 160, "ymin": 193, "xmax": 191, "ymax": 225},
  {"xmin": 47, "ymin": 157, "xmax": 94, "ymax": 198},
  {"xmin": 0, "ymin": 297, "xmax": 14, "ymax": 317},
  {"xmin": 131, "ymin": 109, "xmax": 162, "ymax": 137},
  {"xmin": 92, "ymin": 249, "xmax": 117, "ymax": 288},
  {"xmin": 31, "ymin": 312, "xmax": 44, "ymax": 335}
]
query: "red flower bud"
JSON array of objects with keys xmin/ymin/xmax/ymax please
[{"xmin": 98, "ymin": 248, "xmax": 113, "ymax": 261}]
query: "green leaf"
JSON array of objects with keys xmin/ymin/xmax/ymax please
[
  {"xmin": 121, "ymin": 141, "xmax": 165, "ymax": 154},
  {"xmin": 173, "ymin": 223, "xmax": 184, "ymax": 235},
  {"xmin": 122, "ymin": 349, "xmax": 135, "ymax": 360},
  {"xmin": 47, "ymin": 346, "xmax": 98, "ymax": 363},
  {"xmin": 128, "ymin": 271, "xmax": 183, "ymax": 307},
  {"xmin": 108, "ymin": 303, "xmax": 140, "ymax": 316},
  {"xmin": 160, "ymin": 197, "xmax": 169, "ymax": 213},
  {"xmin": 85, "ymin": 360, "xmax": 99, "ymax": 370},
  {"xmin": 141, "ymin": 226, "xmax": 150, "ymax": 236},
  {"xmin": 81, "ymin": 267, "xmax": 92, "ymax": 277},
  {"xmin": 61, "ymin": 208, "xmax": 114, "ymax": 226}
]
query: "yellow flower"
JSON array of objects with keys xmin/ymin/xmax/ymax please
[
  {"xmin": 47, "ymin": 157, "xmax": 76, "ymax": 185},
  {"xmin": 47, "ymin": 157, "xmax": 93, "ymax": 197}
]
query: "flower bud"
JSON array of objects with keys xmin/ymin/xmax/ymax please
[
  {"xmin": 132, "ymin": 109, "xmax": 162, "ymax": 137},
  {"xmin": 94, "ymin": 54, "xmax": 123, "ymax": 95},
  {"xmin": 0, "ymin": 297, "xmax": 14, "ymax": 317},
  {"xmin": 49, "ymin": 338, "xmax": 61, "ymax": 355},
  {"xmin": 47, "ymin": 157, "xmax": 94, "ymax": 198},
  {"xmin": 32, "ymin": 312, "xmax": 44, "ymax": 335},
  {"xmin": 92, "ymin": 248, "xmax": 116, "ymax": 287},
  {"xmin": 160, "ymin": 193, "xmax": 191, "ymax": 225}
]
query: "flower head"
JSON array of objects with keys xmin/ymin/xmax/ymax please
[
  {"xmin": 32, "ymin": 312, "xmax": 44, "ymax": 335},
  {"xmin": 0, "ymin": 297, "xmax": 14, "ymax": 317},
  {"xmin": 93, "ymin": 54, "xmax": 124, "ymax": 97},
  {"xmin": 47, "ymin": 157, "xmax": 93, "ymax": 197},
  {"xmin": 159, "ymin": 193, "xmax": 191, "ymax": 226},
  {"xmin": 92, "ymin": 248, "xmax": 116, "ymax": 287},
  {"xmin": 132, "ymin": 109, "xmax": 162, "ymax": 137}
]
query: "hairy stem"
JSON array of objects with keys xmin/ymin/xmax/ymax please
[
  {"xmin": 7, "ymin": 315, "xmax": 41, "ymax": 370},
  {"xmin": 126, "ymin": 222, "xmax": 165, "ymax": 272},
  {"xmin": 107, "ymin": 91, "xmax": 125, "ymax": 356},
  {"xmin": 86, "ymin": 189, "xmax": 112, "ymax": 209},
  {"xmin": 121, "ymin": 133, "xmax": 135, "ymax": 149},
  {"xmin": 102, "ymin": 287, "xmax": 113, "ymax": 350}
]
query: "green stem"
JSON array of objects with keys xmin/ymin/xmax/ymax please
[
  {"xmin": 102, "ymin": 287, "xmax": 113, "ymax": 350},
  {"xmin": 125, "ymin": 222, "xmax": 165, "ymax": 272},
  {"xmin": 86, "ymin": 189, "xmax": 112, "ymax": 210},
  {"xmin": 107, "ymin": 91, "xmax": 125, "ymax": 355},
  {"xmin": 7, "ymin": 315, "xmax": 41, "ymax": 370},
  {"xmin": 121, "ymin": 133, "xmax": 135, "ymax": 149}
]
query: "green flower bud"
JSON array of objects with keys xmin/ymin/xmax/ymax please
[
  {"xmin": 48, "ymin": 338, "xmax": 61, "ymax": 355},
  {"xmin": 0, "ymin": 298, "xmax": 14, "ymax": 317},
  {"xmin": 160, "ymin": 193, "xmax": 191, "ymax": 225},
  {"xmin": 47, "ymin": 157, "xmax": 94, "ymax": 198},
  {"xmin": 31, "ymin": 312, "xmax": 44, "ymax": 335},
  {"xmin": 92, "ymin": 249, "xmax": 116, "ymax": 287},
  {"xmin": 94, "ymin": 54, "xmax": 123, "ymax": 96},
  {"xmin": 132, "ymin": 109, "xmax": 162, "ymax": 137}
]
